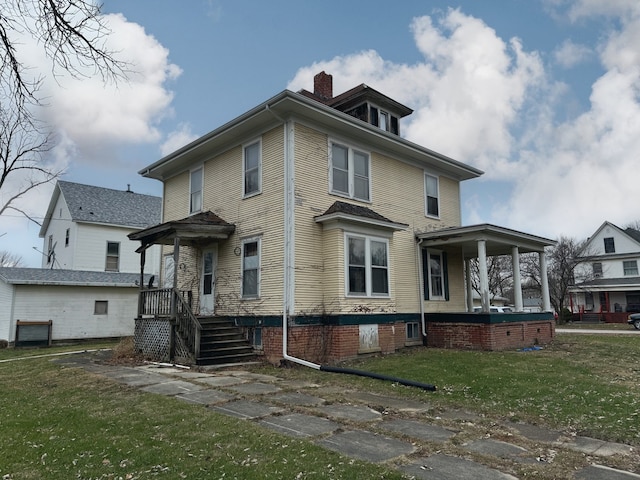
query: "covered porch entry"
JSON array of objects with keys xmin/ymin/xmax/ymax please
[
  {"xmin": 417, "ymin": 224, "xmax": 557, "ymax": 350},
  {"xmin": 128, "ymin": 211, "xmax": 254, "ymax": 365}
]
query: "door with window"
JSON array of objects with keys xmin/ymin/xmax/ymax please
[{"xmin": 201, "ymin": 247, "xmax": 217, "ymax": 315}]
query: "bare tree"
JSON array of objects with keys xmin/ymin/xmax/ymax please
[
  {"xmin": 468, "ymin": 255, "xmax": 514, "ymax": 302},
  {"xmin": 522, "ymin": 237, "xmax": 590, "ymax": 323},
  {"xmin": 0, "ymin": 249, "xmax": 24, "ymax": 267},
  {"xmin": 0, "ymin": 1, "xmax": 124, "ymax": 220}
]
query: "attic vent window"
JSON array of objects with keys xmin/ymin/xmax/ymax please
[{"xmin": 603, "ymin": 237, "xmax": 615, "ymax": 253}]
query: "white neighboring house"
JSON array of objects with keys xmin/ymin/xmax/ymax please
[
  {"xmin": 0, "ymin": 181, "xmax": 162, "ymax": 344},
  {"xmin": 570, "ymin": 221, "xmax": 640, "ymax": 316},
  {"xmin": 39, "ymin": 181, "xmax": 162, "ymax": 275},
  {"xmin": 0, "ymin": 268, "xmax": 145, "ymax": 344}
]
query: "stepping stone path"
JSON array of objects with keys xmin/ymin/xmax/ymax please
[{"xmin": 55, "ymin": 354, "xmax": 640, "ymax": 480}]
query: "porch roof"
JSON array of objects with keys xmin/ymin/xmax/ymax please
[
  {"xmin": 314, "ymin": 201, "xmax": 408, "ymax": 231},
  {"xmin": 416, "ymin": 224, "xmax": 556, "ymax": 258},
  {"xmin": 128, "ymin": 211, "xmax": 235, "ymax": 249}
]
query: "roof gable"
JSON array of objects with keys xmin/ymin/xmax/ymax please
[
  {"xmin": 39, "ymin": 181, "xmax": 161, "ymax": 236},
  {"xmin": 582, "ymin": 221, "xmax": 640, "ymax": 256}
]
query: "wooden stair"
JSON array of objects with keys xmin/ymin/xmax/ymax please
[{"xmin": 196, "ymin": 317, "xmax": 255, "ymax": 366}]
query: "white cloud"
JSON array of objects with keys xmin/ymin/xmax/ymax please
[
  {"xmin": 160, "ymin": 123, "xmax": 199, "ymax": 157},
  {"xmin": 554, "ymin": 39, "xmax": 592, "ymax": 67}
]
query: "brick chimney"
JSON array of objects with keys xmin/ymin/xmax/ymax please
[{"xmin": 313, "ymin": 71, "xmax": 333, "ymax": 100}]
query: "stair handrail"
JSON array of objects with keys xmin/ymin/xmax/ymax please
[{"xmin": 173, "ymin": 289, "xmax": 202, "ymax": 361}]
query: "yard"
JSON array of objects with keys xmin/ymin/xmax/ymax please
[{"xmin": 0, "ymin": 331, "xmax": 638, "ymax": 479}]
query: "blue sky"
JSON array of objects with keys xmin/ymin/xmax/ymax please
[{"xmin": 2, "ymin": 0, "xmax": 639, "ymax": 266}]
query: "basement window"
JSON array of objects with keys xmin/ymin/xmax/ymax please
[{"xmin": 406, "ymin": 322, "xmax": 420, "ymax": 341}]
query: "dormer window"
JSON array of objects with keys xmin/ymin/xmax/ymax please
[{"xmin": 369, "ymin": 106, "xmax": 400, "ymax": 134}]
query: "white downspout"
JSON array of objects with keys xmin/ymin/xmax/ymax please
[
  {"xmin": 416, "ymin": 238, "xmax": 426, "ymax": 337},
  {"xmin": 278, "ymin": 115, "xmax": 320, "ymax": 369}
]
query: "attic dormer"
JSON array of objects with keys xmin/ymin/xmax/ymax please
[{"xmin": 299, "ymin": 71, "xmax": 413, "ymax": 136}]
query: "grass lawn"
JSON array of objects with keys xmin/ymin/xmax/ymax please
[{"xmin": 0, "ymin": 333, "xmax": 638, "ymax": 479}]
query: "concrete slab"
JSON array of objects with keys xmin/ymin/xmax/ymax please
[
  {"xmin": 225, "ymin": 371, "xmax": 281, "ymax": 383},
  {"xmin": 103, "ymin": 369, "xmax": 168, "ymax": 387},
  {"xmin": 379, "ymin": 418, "xmax": 456, "ymax": 443},
  {"xmin": 401, "ymin": 454, "xmax": 518, "ymax": 480},
  {"xmin": 506, "ymin": 422, "xmax": 562, "ymax": 443},
  {"xmin": 225, "ymin": 382, "xmax": 282, "ymax": 395},
  {"xmin": 165, "ymin": 371, "xmax": 215, "ymax": 380},
  {"xmin": 349, "ymin": 391, "xmax": 431, "ymax": 413},
  {"xmin": 576, "ymin": 465, "xmax": 640, "ymax": 480},
  {"xmin": 259, "ymin": 413, "xmax": 340, "ymax": 438},
  {"xmin": 193, "ymin": 376, "xmax": 246, "ymax": 387},
  {"xmin": 176, "ymin": 389, "xmax": 236, "ymax": 405},
  {"xmin": 209, "ymin": 400, "xmax": 284, "ymax": 419},
  {"xmin": 140, "ymin": 380, "xmax": 205, "ymax": 396},
  {"xmin": 317, "ymin": 430, "xmax": 415, "ymax": 463},
  {"xmin": 268, "ymin": 392, "xmax": 325, "ymax": 407},
  {"xmin": 435, "ymin": 409, "xmax": 483, "ymax": 422},
  {"xmin": 136, "ymin": 365, "xmax": 188, "ymax": 375},
  {"xmin": 565, "ymin": 436, "xmax": 633, "ymax": 457},
  {"xmin": 315, "ymin": 404, "xmax": 382, "ymax": 422},
  {"xmin": 464, "ymin": 439, "xmax": 534, "ymax": 462}
]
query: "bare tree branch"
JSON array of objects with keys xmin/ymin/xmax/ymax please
[{"xmin": 0, "ymin": 249, "xmax": 24, "ymax": 267}]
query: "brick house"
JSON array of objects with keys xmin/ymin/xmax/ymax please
[{"xmin": 129, "ymin": 72, "xmax": 556, "ymax": 366}]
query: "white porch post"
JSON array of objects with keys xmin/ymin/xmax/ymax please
[
  {"xmin": 539, "ymin": 250, "xmax": 552, "ymax": 312},
  {"xmin": 465, "ymin": 258, "xmax": 474, "ymax": 312},
  {"xmin": 512, "ymin": 246, "xmax": 523, "ymax": 312},
  {"xmin": 478, "ymin": 240, "xmax": 490, "ymax": 312}
]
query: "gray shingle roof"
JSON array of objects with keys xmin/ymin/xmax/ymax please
[
  {"xmin": 59, "ymin": 181, "xmax": 161, "ymax": 228},
  {"xmin": 0, "ymin": 267, "xmax": 149, "ymax": 287}
]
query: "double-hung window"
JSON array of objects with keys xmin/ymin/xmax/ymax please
[
  {"xmin": 243, "ymin": 140, "xmax": 261, "ymax": 197},
  {"xmin": 423, "ymin": 249, "xmax": 448, "ymax": 300},
  {"xmin": 190, "ymin": 167, "xmax": 203, "ymax": 214},
  {"xmin": 330, "ymin": 142, "xmax": 370, "ymax": 201},
  {"xmin": 425, "ymin": 173, "xmax": 439, "ymax": 218},
  {"xmin": 105, "ymin": 241, "xmax": 120, "ymax": 272},
  {"xmin": 241, "ymin": 238, "xmax": 260, "ymax": 298},
  {"xmin": 346, "ymin": 234, "xmax": 389, "ymax": 297},
  {"xmin": 623, "ymin": 260, "xmax": 638, "ymax": 276}
]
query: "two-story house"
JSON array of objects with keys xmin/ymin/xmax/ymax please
[
  {"xmin": 0, "ymin": 182, "xmax": 162, "ymax": 346},
  {"xmin": 570, "ymin": 221, "xmax": 640, "ymax": 321},
  {"xmin": 130, "ymin": 72, "xmax": 556, "ymax": 366}
]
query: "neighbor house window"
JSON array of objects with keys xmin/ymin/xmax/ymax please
[
  {"xmin": 47, "ymin": 235, "xmax": 53, "ymax": 264},
  {"xmin": 603, "ymin": 237, "xmax": 615, "ymax": 253},
  {"xmin": 592, "ymin": 262, "xmax": 602, "ymax": 276},
  {"xmin": 425, "ymin": 173, "xmax": 439, "ymax": 217},
  {"xmin": 623, "ymin": 260, "xmax": 638, "ymax": 276},
  {"xmin": 241, "ymin": 238, "xmax": 260, "ymax": 298},
  {"xmin": 94, "ymin": 301, "xmax": 108, "ymax": 315},
  {"xmin": 423, "ymin": 249, "xmax": 449, "ymax": 300},
  {"xmin": 406, "ymin": 322, "xmax": 420, "ymax": 341},
  {"xmin": 346, "ymin": 234, "xmax": 389, "ymax": 297},
  {"xmin": 243, "ymin": 140, "xmax": 261, "ymax": 197},
  {"xmin": 190, "ymin": 167, "xmax": 203, "ymax": 214},
  {"xmin": 105, "ymin": 242, "xmax": 120, "ymax": 272},
  {"xmin": 330, "ymin": 142, "xmax": 370, "ymax": 201},
  {"xmin": 65, "ymin": 228, "xmax": 70, "ymax": 247}
]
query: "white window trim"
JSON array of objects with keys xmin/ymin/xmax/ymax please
[
  {"xmin": 344, "ymin": 232, "xmax": 390, "ymax": 298},
  {"xmin": 424, "ymin": 172, "xmax": 440, "ymax": 219},
  {"xmin": 241, "ymin": 236, "xmax": 261, "ymax": 299},
  {"xmin": 105, "ymin": 241, "xmax": 120, "ymax": 272},
  {"xmin": 189, "ymin": 166, "xmax": 204, "ymax": 214},
  {"xmin": 426, "ymin": 249, "xmax": 445, "ymax": 300},
  {"xmin": 329, "ymin": 140, "xmax": 371, "ymax": 202},
  {"xmin": 242, "ymin": 138, "xmax": 262, "ymax": 198}
]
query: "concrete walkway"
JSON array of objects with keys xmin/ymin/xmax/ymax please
[{"xmin": 54, "ymin": 353, "xmax": 640, "ymax": 480}]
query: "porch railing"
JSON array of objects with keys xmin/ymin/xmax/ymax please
[{"xmin": 138, "ymin": 288, "xmax": 201, "ymax": 360}]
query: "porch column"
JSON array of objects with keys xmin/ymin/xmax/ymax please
[
  {"xmin": 512, "ymin": 246, "xmax": 523, "ymax": 312},
  {"xmin": 137, "ymin": 248, "xmax": 146, "ymax": 317},
  {"xmin": 477, "ymin": 240, "xmax": 490, "ymax": 312},
  {"xmin": 539, "ymin": 251, "xmax": 551, "ymax": 312},
  {"xmin": 465, "ymin": 258, "xmax": 474, "ymax": 312},
  {"xmin": 169, "ymin": 237, "xmax": 180, "ymax": 360}
]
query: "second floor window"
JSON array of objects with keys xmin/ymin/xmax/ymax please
[
  {"xmin": 190, "ymin": 167, "xmax": 203, "ymax": 214},
  {"xmin": 330, "ymin": 142, "xmax": 370, "ymax": 202},
  {"xmin": 623, "ymin": 260, "xmax": 638, "ymax": 276},
  {"xmin": 105, "ymin": 242, "xmax": 120, "ymax": 272},
  {"xmin": 592, "ymin": 262, "xmax": 603, "ymax": 276},
  {"xmin": 603, "ymin": 237, "xmax": 615, "ymax": 253},
  {"xmin": 425, "ymin": 173, "xmax": 439, "ymax": 218},
  {"xmin": 243, "ymin": 140, "xmax": 261, "ymax": 197},
  {"xmin": 65, "ymin": 228, "xmax": 70, "ymax": 247}
]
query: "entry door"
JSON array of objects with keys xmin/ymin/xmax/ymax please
[{"xmin": 201, "ymin": 247, "xmax": 217, "ymax": 315}]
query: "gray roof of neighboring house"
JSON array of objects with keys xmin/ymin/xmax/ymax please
[
  {"xmin": 573, "ymin": 276, "xmax": 640, "ymax": 288},
  {"xmin": 39, "ymin": 181, "xmax": 162, "ymax": 236},
  {"xmin": 0, "ymin": 267, "xmax": 149, "ymax": 287}
]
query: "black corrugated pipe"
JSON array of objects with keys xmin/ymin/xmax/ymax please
[{"xmin": 319, "ymin": 365, "xmax": 436, "ymax": 391}]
